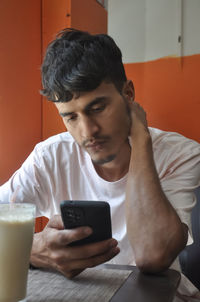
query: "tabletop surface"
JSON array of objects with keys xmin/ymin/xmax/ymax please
[{"xmin": 26, "ymin": 264, "xmax": 181, "ymax": 302}]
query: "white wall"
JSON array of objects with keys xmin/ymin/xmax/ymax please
[
  {"xmin": 145, "ymin": 0, "xmax": 180, "ymax": 61},
  {"xmin": 108, "ymin": 0, "xmax": 200, "ymax": 63},
  {"xmin": 183, "ymin": 0, "xmax": 200, "ymax": 56},
  {"xmin": 108, "ymin": 0, "xmax": 146, "ymax": 63}
]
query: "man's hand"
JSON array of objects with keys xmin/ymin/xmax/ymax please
[
  {"xmin": 30, "ymin": 215, "xmax": 120, "ymax": 278},
  {"xmin": 128, "ymin": 101, "xmax": 149, "ymax": 141}
]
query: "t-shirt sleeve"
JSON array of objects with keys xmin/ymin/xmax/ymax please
[
  {"xmin": 153, "ymin": 133, "xmax": 200, "ymax": 245},
  {"xmin": 0, "ymin": 145, "xmax": 49, "ymax": 217}
]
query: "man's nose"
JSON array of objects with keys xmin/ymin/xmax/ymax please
[{"xmin": 80, "ymin": 116, "xmax": 100, "ymax": 138}]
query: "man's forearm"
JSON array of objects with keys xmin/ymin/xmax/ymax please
[{"xmin": 125, "ymin": 131, "xmax": 187, "ymax": 273}]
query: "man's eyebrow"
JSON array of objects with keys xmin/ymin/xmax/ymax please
[
  {"xmin": 85, "ymin": 96, "xmax": 108, "ymax": 111},
  {"xmin": 59, "ymin": 96, "xmax": 108, "ymax": 117},
  {"xmin": 59, "ymin": 112, "xmax": 73, "ymax": 117}
]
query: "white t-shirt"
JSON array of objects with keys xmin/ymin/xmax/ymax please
[{"xmin": 1, "ymin": 127, "xmax": 200, "ymax": 301}]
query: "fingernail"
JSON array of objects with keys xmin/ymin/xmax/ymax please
[
  {"xmin": 109, "ymin": 239, "xmax": 118, "ymax": 248},
  {"xmin": 114, "ymin": 247, "xmax": 120, "ymax": 254},
  {"xmin": 84, "ymin": 227, "xmax": 92, "ymax": 235}
]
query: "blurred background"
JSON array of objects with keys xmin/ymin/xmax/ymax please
[{"xmin": 0, "ymin": 0, "xmax": 200, "ymax": 185}]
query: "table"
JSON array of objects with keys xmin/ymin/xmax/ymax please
[
  {"xmin": 26, "ymin": 264, "xmax": 180, "ymax": 302},
  {"xmin": 108, "ymin": 264, "xmax": 180, "ymax": 302}
]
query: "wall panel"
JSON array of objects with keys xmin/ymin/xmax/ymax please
[{"xmin": 0, "ymin": 0, "xmax": 42, "ymax": 184}]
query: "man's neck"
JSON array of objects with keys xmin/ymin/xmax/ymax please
[{"xmin": 93, "ymin": 143, "xmax": 131, "ymax": 182}]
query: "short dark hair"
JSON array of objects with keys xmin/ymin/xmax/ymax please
[{"xmin": 40, "ymin": 28, "xmax": 127, "ymax": 102}]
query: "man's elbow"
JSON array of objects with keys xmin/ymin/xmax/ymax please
[
  {"xmin": 135, "ymin": 252, "xmax": 174, "ymax": 274},
  {"xmin": 134, "ymin": 225, "xmax": 188, "ymax": 274}
]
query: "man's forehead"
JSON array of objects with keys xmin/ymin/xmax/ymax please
[{"xmin": 55, "ymin": 81, "xmax": 118, "ymax": 101}]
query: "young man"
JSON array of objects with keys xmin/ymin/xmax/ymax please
[{"xmin": 0, "ymin": 29, "xmax": 200, "ymax": 300}]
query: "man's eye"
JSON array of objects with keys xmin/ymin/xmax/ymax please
[
  {"xmin": 91, "ymin": 104, "xmax": 105, "ymax": 113},
  {"xmin": 67, "ymin": 115, "xmax": 77, "ymax": 122}
]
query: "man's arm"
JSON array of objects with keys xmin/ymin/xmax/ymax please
[
  {"xmin": 30, "ymin": 215, "xmax": 120, "ymax": 278},
  {"xmin": 125, "ymin": 102, "xmax": 188, "ymax": 273}
]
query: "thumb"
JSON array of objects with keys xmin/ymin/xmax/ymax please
[{"xmin": 46, "ymin": 215, "xmax": 64, "ymax": 230}]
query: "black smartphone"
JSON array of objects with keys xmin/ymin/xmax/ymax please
[{"xmin": 60, "ymin": 200, "xmax": 112, "ymax": 246}]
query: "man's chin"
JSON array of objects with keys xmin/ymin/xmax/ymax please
[{"xmin": 91, "ymin": 154, "xmax": 116, "ymax": 165}]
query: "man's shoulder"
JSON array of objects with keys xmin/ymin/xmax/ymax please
[
  {"xmin": 149, "ymin": 127, "xmax": 200, "ymax": 148},
  {"xmin": 39, "ymin": 131, "xmax": 74, "ymax": 145},
  {"xmin": 149, "ymin": 127, "xmax": 200, "ymax": 161},
  {"xmin": 34, "ymin": 132, "xmax": 79, "ymax": 155}
]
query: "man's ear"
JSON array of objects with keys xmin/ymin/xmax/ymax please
[{"xmin": 122, "ymin": 80, "xmax": 135, "ymax": 102}]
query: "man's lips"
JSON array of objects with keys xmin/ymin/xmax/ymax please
[
  {"xmin": 82, "ymin": 136, "xmax": 110, "ymax": 149},
  {"xmin": 83, "ymin": 138, "xmax": 109, "ymax": 149},
  {"xmin": 85, "ymin": 141, "xmax": 106, "ymax": 149}
]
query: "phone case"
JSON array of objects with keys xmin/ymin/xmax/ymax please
[{"xmin": 60, "ymin": 200, "xmax": 112, "ymax": 246}]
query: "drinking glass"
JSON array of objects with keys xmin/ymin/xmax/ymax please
[{"xmin": 0, "ymin": 203, "xmax": 36, "ymax": 302}]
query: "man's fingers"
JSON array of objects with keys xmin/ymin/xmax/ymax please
[
  {"xmin": 87, "ymin": 246, "xmax": 120, "ymax": 268},
  {"xmin": 65, "ymin": 238, "xmax": 118, "ymax": 260},
  {"xmin": 60, "ymin": 246, "xmax": 120, "ymax": 274},
  {"xmin": 46, "ymin": 226, "xmax": 93, "ymax": 248},
  {"xmin": 48, "ymin": 238, "xmax": 119, "ymax": 271}
]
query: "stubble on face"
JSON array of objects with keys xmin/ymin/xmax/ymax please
[
  {"xmin": 91, "ymin": 153, "xmax": 116, "ymax": 165},
  {"xmin": 81, "ymin": 135, "xmax": 116, "ymax": 165}
]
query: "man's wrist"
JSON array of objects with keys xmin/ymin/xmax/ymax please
[
  {"xmin": 29, "ymin": 262, "xmax": 38, "ymax": 270},
  {"xmin": 130, "ymin": 126, "xmax": 151, "ymax": 146}
]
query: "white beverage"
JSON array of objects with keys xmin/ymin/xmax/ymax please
[{"xmin": 0, "ymin": 203, "xmax": 35, "ymax": 302}]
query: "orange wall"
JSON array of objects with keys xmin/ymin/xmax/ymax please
[
  {"xmin": 42, "ymin": 0, "xmax": 69, "ymax": 140},
  {"xmin": 70, "ymin": 0, "xmax": 107, "ymax": 34},
  {"xmin": 0, "ymin": 0, "xmax": 42, "ymax": 184},
  {"xmin": 0, "ymin": 0, "xmax": 107, "ymax": 184},
  {"xmin": 125, "ymin": 54, "xmax": 200, "ymax": 143}
]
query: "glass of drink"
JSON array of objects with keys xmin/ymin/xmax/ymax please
[{"xmin": 0, "ymin": 203, "xmax": 36, "ymax": 302}]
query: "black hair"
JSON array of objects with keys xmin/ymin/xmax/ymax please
[{"xmin": 40, "ymin": 28, "xmax": 127, "ymax": 102}]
